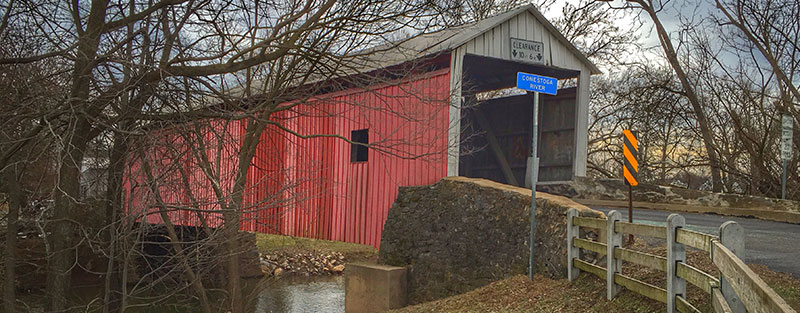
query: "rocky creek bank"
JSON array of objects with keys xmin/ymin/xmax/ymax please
[
  {"xmin": 259, "ymin": 251, "xmax": 347, "ymax": 277},
  {"xmin": 254, "ymin": 232, "xmax": 378, "ymax": 278}
]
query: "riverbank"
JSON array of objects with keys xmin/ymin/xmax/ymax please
[{"xmin": 255, "ymin": 233, "xmax": 377, "ymax": 277}]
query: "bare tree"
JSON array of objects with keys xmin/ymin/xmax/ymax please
[
  {"xmin": 0, "ymin": 0, "xmax": 450, "ymax": 311},
  {"xmin": 625, "ymin": 0, "xmax": 725, "ymax": 192},
  {"xmin": 666, "ymin": 0, "xmax": 800, "ymax": 197},
  {"xmin": 587, "ymin": 62, "xmax": 710, "ymax": 186},
  {"xmin": 423, "ymin": 0, "xmax": 543, "ymax": 25},
  {"xmin": 553, "ymin": 0, "xmax": 642, "ymax": 68},
  {"xmin": 715, "ymin": 0, "xmax": 800, "ymax": 105},
  {"xmin": 585, "ymin": 0, "xmax": 798, "ymax": 197},
  {"xmin": 0, "ymin": 15, "xmax": 65, "ymax": 309}
]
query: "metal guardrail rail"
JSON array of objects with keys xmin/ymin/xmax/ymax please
[{"xmin": 566, "ymin": 209, "xmax": 796, "ymax": 313}]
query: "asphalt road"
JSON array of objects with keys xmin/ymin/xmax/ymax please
[{"xmin": 592, "ymin": 207, "xmax": 800, "ymax": 278}]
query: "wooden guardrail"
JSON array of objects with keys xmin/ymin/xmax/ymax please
[{"xmin": 566, "ymin": 209, "xmax": 796, "ymax": 313}]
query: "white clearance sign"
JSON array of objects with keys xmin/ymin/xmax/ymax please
[
  {"xmin": 511, "ymin": 38, "xmax": 544, "ymax": 65},
  {"xmin": 782, "ymin": 115, "xmax": 794, "ymax": 160}
]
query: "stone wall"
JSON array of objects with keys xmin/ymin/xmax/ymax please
[
  {"xmin": 540, "ymin": 177, "xmax": 799, "ymax": 212},
  {"xmin": 378, "ymin": 177, "xmax": 602, "ymax": 304},
  {"xmin": 538, "ymin": 177, "xmax": 800, "ymax": 222}
]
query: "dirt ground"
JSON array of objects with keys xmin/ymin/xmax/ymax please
[{"xmin": 392, "ymin": 239, "xmax": 800, "ymax": 313}]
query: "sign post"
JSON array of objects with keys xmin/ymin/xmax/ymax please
[
  {"xmin": 781, "ymin": 115, "xmax": 793, "ymax": 199},
  {"xmin": 622, "ymin": 130, "xmax": 639, "ymax": 245},
  {"xmin": 516, "ymin": 72, "xmax": 557, "ymax": 279}
]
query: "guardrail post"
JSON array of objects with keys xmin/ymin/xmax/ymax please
[
  {"xmin": 606, "ymin": 210, "xmax": 622, "ymax": 300},
  {"xmin": 567, "ymin": 208, "xmax": 580, "ymax": 281},
  {"xmin": 719, "ymin": 221, "xmax": 746, "ymax": 313},
  {"xmin": 667, "ymin": 214, "xmax": 686, "ymax": 313}
]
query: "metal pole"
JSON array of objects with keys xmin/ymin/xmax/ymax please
[
  {"xmin": 782, "ymin": 159, "xmax": 787, "ymax": 200},
  {"xmin": 529, "ymin": 91, "xmax": 539, "ymax": 280},
  {"xmin": 628, "ymin": 184, "xmax": 633, "ymax": 245}
]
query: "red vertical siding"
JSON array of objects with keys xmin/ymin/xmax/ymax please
[
  {"xmin": 267, "ymin": 69, "xmax": 451, "ymax": 248},
  {"xmin": 124, "ymin": 68, "xmax": 451, "ymax": 249}
]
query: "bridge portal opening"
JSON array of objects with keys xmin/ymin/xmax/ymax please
[{"xmin": 458, "ymin": 54, "xmax": 581, "ymax": 186}]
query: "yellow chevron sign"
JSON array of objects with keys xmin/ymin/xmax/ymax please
[{"xmin": 622, "ymin": 130, "xmax": 639, "ymax": 186}]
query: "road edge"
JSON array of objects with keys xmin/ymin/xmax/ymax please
[{"xmin": 574, "ymin": 198, "xmax": 800, "ymax": 225}]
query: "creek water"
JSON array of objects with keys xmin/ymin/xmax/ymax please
[{"xmin": 255, "ymin": 275, "xmax": 345, "ymax": 313}]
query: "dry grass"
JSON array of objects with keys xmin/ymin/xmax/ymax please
[
  {"xmin": 392, "ymin": 238, "xmax": 800, "ymax": 313},
  {"xmin": 622, "ymin": 238, "xmax": 800, "ymax": 312},
  {"xmin": 254, "ymin": 233, "xmax": 377, "ymax": 262},
  {"xmin": 392, "ymin": 274, "xmax": 664, "ymax": 313}
]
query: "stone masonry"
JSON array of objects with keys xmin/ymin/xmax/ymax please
[{"xmin": 378, "ymin": 177, "xmax": 602, "ymax": 304}]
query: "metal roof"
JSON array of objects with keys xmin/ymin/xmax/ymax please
[{"xmin": 226, "ymin": 5, "xmax": 600, "ymax": 99}]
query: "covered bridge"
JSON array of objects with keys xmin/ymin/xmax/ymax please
[{"xmin": 124, "ymin": 4, "xmax": 600, "ymax": 248}]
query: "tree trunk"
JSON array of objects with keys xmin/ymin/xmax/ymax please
[
  {"xmin": 638, "ymin": 0, "xmax": 724, "ymax": 192},
  {"xmin": 48, "ymin": 0, "xmax": 109, "ymax": 310},
  {"xmin": 136, "ymin": 150, "xmax": 214, "ymax": 313},
  {"xmin": 659, "ymin": 121, "xmax": 673, "ymax": 183},
  {"xmin": 223, "ymin": 210, "xmax": 244, "ymax": 313},
  {"xmin": 48, "ymin": 118, "xmax": 91, "ymax": 311},
  {"xmin": 222, "ymin": 115, "xmax": 271, "ymax": 313},
  {"xmin": 2, "ymin": 168, "xmax": 22, "ymax": 313},
  {"xmin": 155, "ymin": 213, "xmax": 214, "ymax": 313},
  {"xmin": 102, "ymin": 126, "xmax": 131, "ymax": 313}
]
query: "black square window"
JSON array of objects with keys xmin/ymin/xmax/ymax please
[{"xmin": 351, "ymin": 129, "xmax": 369, "ymax": 162}]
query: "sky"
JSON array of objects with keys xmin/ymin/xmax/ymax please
[{"xmin": 540, "ymin": 0, "xmax": 723, "ymax": 66}]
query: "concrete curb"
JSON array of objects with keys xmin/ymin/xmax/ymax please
[{"xmin": 574, "ymin": 198, "xmax": 800, "ymax": 225}]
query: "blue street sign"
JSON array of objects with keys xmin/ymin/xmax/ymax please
[{"xmin": 516, "ymin": 72, "xmax": 557, "ymax": 95}]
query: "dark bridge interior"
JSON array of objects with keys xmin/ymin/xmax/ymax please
[{"xmin": 458, "ymin": 54, "xmax": 580, "ymax": 186}]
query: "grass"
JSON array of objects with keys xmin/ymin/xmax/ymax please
[{"xmin": 254, "ymin": 233, "xmax": 378, "ymax": 261}]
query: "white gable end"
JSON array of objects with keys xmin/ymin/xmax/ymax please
[
  {"xmin": 457, "ymin": 10, "xmax": 590, "ymax": 73},
  {"xmin": 446, "ymin": 6, "xmax": 595, "ymax": 179}
]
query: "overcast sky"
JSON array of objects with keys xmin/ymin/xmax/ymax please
[{"xmin": 541, "ymin": 0, "xmax": 721, "ymax": 63}]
